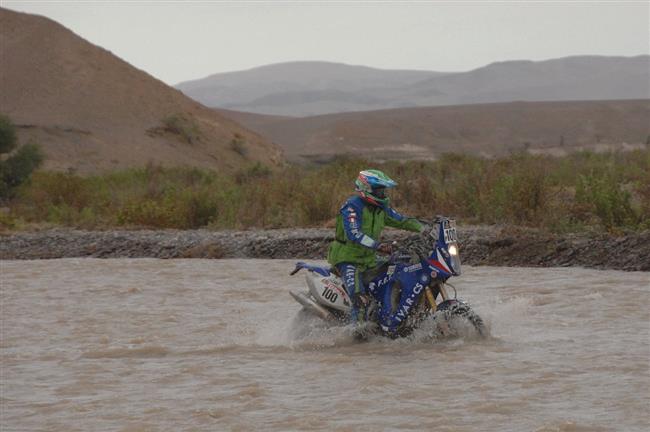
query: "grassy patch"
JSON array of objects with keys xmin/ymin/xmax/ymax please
[{"xmin": 6, "ymin": 150, "xmax": 649, "ymax": 232}]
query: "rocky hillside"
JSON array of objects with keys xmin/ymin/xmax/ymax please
[
  {"xmin": 0, "ymin": 8, "xmax": 283, "ymax": 174},
  {"xmin": 179, "ymin": 56, "xmax": 650, "ymax": 116}
]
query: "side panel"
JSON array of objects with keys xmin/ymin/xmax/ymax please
[
  {"xmin": 306, "ymin": 272, "xmax": 351, "ymax": 312},
  {"xmin": 366, "ymin": 266, "xmax": 395, "ymax": 295},
  {"xmin": 377, "ymin": 261, "xmax": 431, "ymax": 331}
]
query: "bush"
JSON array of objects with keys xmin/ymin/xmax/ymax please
[
  {"xmin": 0, "ymin": 115, "xmax": 44, "ymax": 200},
  {"xmin": 574, "ymin": 173, "xmax": 638, "ymax": 230},
  {"xmin": 234, "ymin": 161, "xmax": 271, "ymax": 184},
  {"xmin": 231, "ymin": 133, "xmax": 248, "ymax": 157},
  {"xmin": 1, "ymin": 143, "xmax": 44, "ymax": 188},
  {"xmin": 0, "ymin": 114, "xmax": 17, "ymax": 154},
  {"xmin": 0, "ymin": 209, "xmax": 17, "ymax": 230},
  {"xmin": 162, "ymin": 114, "xmax": 200, "ymax": 144}
]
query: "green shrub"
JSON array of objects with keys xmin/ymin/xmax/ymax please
[
  {"xmin": 234, "ymin": 161, "xmax": 271, "ymax": 184},
  {"xmin": 231, "ymin": 133, "xmax": 248, "ymax": 157},
  {"xmin": 0, "ymin": 115, "xmax": 44, "ymax": 200},
  {"xmin": 162, "ymin": 114, "xmax": 200, "ymax": 144},
  {"xmin": 0, "ymin": 114, "xmax": 17, "ymax": 154},
  {"xmin": 0, "ymin": 209, "xmax": 17, "ymax": 230},
  {"xmin": 574, "ymin": 173, "xmax": 639, "ymax": 230}
]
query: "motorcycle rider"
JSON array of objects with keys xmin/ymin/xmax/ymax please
[{"xmin": 327, "ymin": 169, "xmax": 424, "ymax": 337}]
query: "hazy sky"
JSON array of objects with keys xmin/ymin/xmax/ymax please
[{"xmin": 3, "ymin": 1, "xmax": 649, "ymax": 85}]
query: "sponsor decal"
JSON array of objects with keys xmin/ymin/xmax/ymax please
[
  {"xmin": 405, "ymin": 263, "xmax": 422, "ymax": 272},
  {"xmin": 368, "ymin": 275, "xmax": 390, "ymax": 291},
  {"xmin": 394, "ymin": 282, "xmax": 424, "ymax": 323},
  {"xmin": 321, "ymin": 278, "xmax": 347, "ymax": 298}
]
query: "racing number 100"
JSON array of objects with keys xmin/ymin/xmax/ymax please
[{"xmin": 322, "ymin": 287, "xmax": 338, "ymax": 303}]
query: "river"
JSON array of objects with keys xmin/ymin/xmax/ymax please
[{"xmin": 1, "ymin": 259, "xmax": 648, "ymax": 431}]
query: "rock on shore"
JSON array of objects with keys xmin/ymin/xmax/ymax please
[{"xmin": 1, "ymin": 226, "xmax": 649, "ymax": 271}]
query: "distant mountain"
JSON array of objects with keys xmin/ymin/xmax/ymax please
[
  {"xmin": 401, "ymin": 56, "xmax": 650, "ymax": 106},
  {"xmin": 176, "ymin": 61, "xmax": 449, "ymax": 116},
  {"xmin": 0, "ymin": 8, "xmax": 283, "ymax": 174},
  {"xmin": 179, "ymin": 56, "xmax": 650, "ymax": 116},
  {"xmin": 215, "ymin": 99, "xmax": 650, "ymax": 162}
]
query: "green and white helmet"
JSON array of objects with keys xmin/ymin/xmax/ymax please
[{"xmin": 355, "ymin": 169, "xmax": 397, "ymax": 206}]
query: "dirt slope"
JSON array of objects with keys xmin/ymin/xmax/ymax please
[
  {"xmin": 216, "ymin": 99, "xmax": 650, "ymax": 162},
  {"xmin": 0, "ymin": 8, "xmax": 283, "ymax": 173}
]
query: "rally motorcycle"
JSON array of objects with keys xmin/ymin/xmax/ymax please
[{"xmin": 289, "ymin": 217, "xmax": 487, "ymax": 339}]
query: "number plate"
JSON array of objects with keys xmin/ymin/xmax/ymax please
[{"xmin": 443, "ymin": 220, "xmax": 458, "ymax": 243}]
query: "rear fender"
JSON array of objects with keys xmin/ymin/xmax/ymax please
[{"xmin": 290, "ymin": 261, "xmax": 331, "ymax": 277}]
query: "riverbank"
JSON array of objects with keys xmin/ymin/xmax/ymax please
[{"xmin": 1, "ymin": 226, "xmax": 648, "ymax": 271}]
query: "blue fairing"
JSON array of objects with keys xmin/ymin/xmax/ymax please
[
  {"xmin": 366, "ymin": 260, "xmax": 432, "ymax": 332},
  {"xmin": 427, "ymin": 218, "xmax": 461, "ymax": 278}
]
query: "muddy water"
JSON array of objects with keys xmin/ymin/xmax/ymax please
[{"xmin": 1, "ymin": 259, "xmax": 648, "ymax": 432}]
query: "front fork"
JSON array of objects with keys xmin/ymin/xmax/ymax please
[{"xmin": 424, "ymin": 282, "xmax": 450, "ymax": 313}]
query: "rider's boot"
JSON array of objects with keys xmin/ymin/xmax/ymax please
[{"xmin": 351, "ymin": 294, "xmax": 370, "ymax": 342}]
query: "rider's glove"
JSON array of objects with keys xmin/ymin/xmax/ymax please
[
  {"xmin": 420, "ymin": 223, "xmax": 436, "ymax": 240},
  {"xmin": 377, "ymin": 242, "xmax": 393, "ymax": 255}
]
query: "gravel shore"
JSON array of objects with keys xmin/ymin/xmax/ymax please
[{"xmin": 2, "ymin": 226, "xmax": 649, "ymax": 271}]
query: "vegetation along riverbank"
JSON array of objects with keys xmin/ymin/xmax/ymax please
[{"xmin": 2, "ymin": 150, "xmax": 649, "ymax": 234}]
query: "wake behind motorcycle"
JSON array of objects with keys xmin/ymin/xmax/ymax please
[{"xmin": 289, "ymin": 217, "xmax": 486, "ymax": 339}]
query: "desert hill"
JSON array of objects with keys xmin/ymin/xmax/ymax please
[
  {"xmin": 216, "ymin": 99, "xmax": 650, "ymax": 163},
  {"xmin": 0, "ymin": 8, "xmax": 283, "ymax": 174},
  {"xmin": 181, "ymin": 56, "xmax": 650, "ymax": 116}
]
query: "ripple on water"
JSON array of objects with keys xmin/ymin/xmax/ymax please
[
  {"xmin": 81, "ymin": 345, "xmax": 170, "ymax": 359},
  {"xmin": 1, "ymin": 260, "xmax": 648, "ymax": 432}
]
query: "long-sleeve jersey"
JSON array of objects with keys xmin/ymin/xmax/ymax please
[{"xmin": 327, "ymin": 195, "xmax": 422, "ymax": 270}]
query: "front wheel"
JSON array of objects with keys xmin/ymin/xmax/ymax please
[{"xmin": 435, "ymin": 300, "xmax": 488, "ymax": 338}]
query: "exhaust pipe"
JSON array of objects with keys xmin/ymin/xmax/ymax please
[{"xmin": 289, "ymin": 290, "xmax": 335, "ymax": 321}]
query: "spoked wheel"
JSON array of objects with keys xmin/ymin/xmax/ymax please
[{"xmin": 434, "ymin": 300, "xmax": 488, "ymax": 338}]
